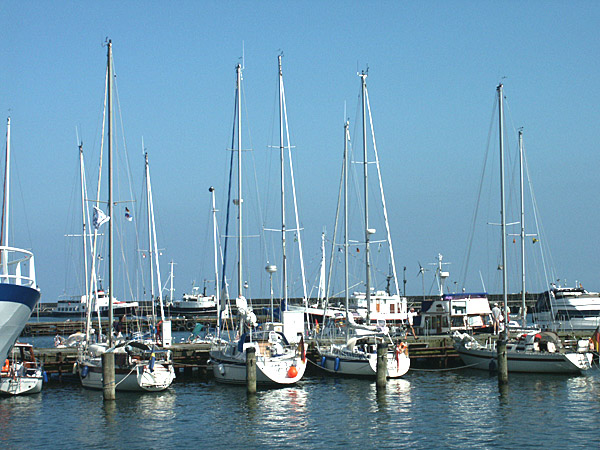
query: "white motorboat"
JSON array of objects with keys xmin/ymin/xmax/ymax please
[
  {"xmin": 453, "ymin": 331, "xmax": 593, "ymax": 374},
  {"xmin": 52, "ymin": 290, "xmax": 138, "ymax": 317},
  {"xmin": 533, "ymin": 285, "xmax": 600, "ymax": 332},
  {"xmin": 0, "ymin": 343, "xmax": 44, "ymax": 395}
]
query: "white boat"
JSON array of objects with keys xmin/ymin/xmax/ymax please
[
  {"xmin": 167, "ymin": 286, "xmax": 217, "ymax": 316},
  {"xmin": 0, "ymin": 343, "xmax": 44, "ymax": 395},
  {"xmin": 316, "ymin": 72, "xmax": 409, "ymax": 378},
  {"xmin": 453, "ymin": 331, "xmax": 592, "ymax": 374},
  {"xmin": 454, "ymin": 85, "xmax": 593, "ymax": 374},
  {"xmin": 0, "ymin": 118, "xmax": 41, "ymax": 363},
  {"xmin": 78, "ymin": 341, "xmax": 174, "ymax": 392},
  {"xmin": 210, "ymin": 58, "xmax": 307, "ymax": 386},
  {"xmin": 53, "ymin": 290, "xmax": 138, "ymax": 317},
  {"xmin": 533, "ymin": 285, "xmax": 600, "ymax": 332},
  {"xmin": 77, "ymin": 40, "xmax": 174, "ymax": 392}
]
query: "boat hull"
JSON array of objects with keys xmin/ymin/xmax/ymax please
[
  {"xmin": 317, "ymin": 349, "xmax": 410, "ymax": 378},
  {"xmin": 455, "ymin": 345, "xmax": 593, "ymax": 374},
  {"xmin": 78, "ymin": 359, "xmax": 175, "ymax": 392},
  {"xmin": 0, "ymin": 374, "xmax": 43, "ymax": 395},
  {"xmin": 209, "ymin": 347, "xmax": 306, "ymax": 386},
  {"xmin": 0, "ymin": 284, "xmax": 41, "ymax": 361}
]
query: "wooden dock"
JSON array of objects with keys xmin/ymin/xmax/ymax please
[{"xmin": 33, "ymin": 335, "xmax": 463, "ymax": 381}]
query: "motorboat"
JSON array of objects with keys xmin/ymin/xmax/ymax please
[
  {"xmin": 0, "ymin": 343, "xmax": 44, "ymax": 395},
  {"xmin": 533, "ymin": 285, "xmax": 600, "ymax": 332}
]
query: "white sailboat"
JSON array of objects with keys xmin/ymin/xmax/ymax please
[
  {"xmin": 0, "ymin": 118, "xmax": 41, "ymax": 366},
  {"xmin": 453, "ymin": 84, "xmax": 593, "ymax": 374},
  {"xmin": 317, "ymin": 72, "xmax": 409, "ymax": 378},
  {"xmin": 77, "ymin": 40, "xmax": 174, "ymax": 392},
  {"xmin": 209, "ymin": 58, "xmax": 306, "ymax": 386}
]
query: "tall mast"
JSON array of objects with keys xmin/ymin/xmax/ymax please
[
  {"xmin": 79, "ymin": 143, "xmax": 89, "ymax": 314},
  {"xmin": 360, "ymin": 71, "xmax": 371, "ymax": 323},
  {"xmin": 278, "ymin": 55, "xmax": 288, "ymax": 310},
  {"xmin": 107, "ymin": 40, "xmax": 114, "ymax": 347},
  {"xmin": 498, "ymin": 83, "xmax": 508, "ymax": 324},
  {"xmin": 145, "ymin": 152, "xmax": 156, "ymax": 323},
  {"xmin": 519, "ymin": 129, "xmax": 526, "ymax": 326},
  {"xmin": 169, "ymin": 260, "xmax": 174, "ymax": 303},
  {"xmin": 2, "ymin": 117, "xmax": 10, "ymax": 251},
  {"xmin": 344, "ymin": 120, "xmax": 350, "ymax": 344},
  {"xmin": 236, "ymin": 63, "xmax": 243, "ymax": 299},
  {"xmin": 210, "ymin": 186, "xmax": 220, "ymax": 337}
]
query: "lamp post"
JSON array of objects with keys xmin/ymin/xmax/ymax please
[{"xmin": 266, "ymin": 264, "xmax": 277, "ymax": 323}]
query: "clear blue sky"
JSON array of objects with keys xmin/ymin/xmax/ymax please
[{"xmin": 1, "ymin": 1, "xmax": 598, "ymax": 302}]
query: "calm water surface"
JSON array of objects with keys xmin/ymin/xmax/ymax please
[{"xmin": 1, "ymin": 365, "xmax": 599, "ymax": 449}]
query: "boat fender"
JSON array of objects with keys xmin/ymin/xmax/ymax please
[
  {"xmin": 287, "ymin": 365, "xmax": 298, "ymax": 378},
  {"xmin": 218, "ymin": 364, "xmax": 225, "ymax": 375},
  {"xmin": 488, "ymin": 359, "xmax": 497, "ymax": 373},
  {"xmin": 149, "ymin": 353, "xmax": 156, "ymax": 372},
  {"xmin": 72, "ymin": 363, "xmax": 78, "ymax": 375},
  {"xmin": 43, "ymin": 371, "xmax": 48, "ymax": 383},
  {"xmin": 320, "ymin": 356, "xmax": 326, "ymax": 367},
  {"xmin": 334, "ymin": 357, "xmax": 340, "ymax": 372},
  {"xmin": 81, "ymin": 365, "xmax": 89, "ymax": 378}
]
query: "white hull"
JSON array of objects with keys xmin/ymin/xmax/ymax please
[
  {"xmin": 79, "ymin": 358, "xmax": 175, "ymax": 392},
  {"xmin": 455, "ymin": 344, "xmax": 593, "ymax": 374},
  {"xmin": 209, "ymin": 341, "xmax": 306, "ymax": 386},
  {"xmin": 0, "ymin": 285, "xmax": 41, "ymax": 362},
  {"xmin": 317, "ymin": 346, "xmax": 410, "ymax": 378},
  {"xmin": 0, "ymin": 373, "xmax": 43, "ymax": 395}
]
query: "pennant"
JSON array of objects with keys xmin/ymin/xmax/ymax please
[
  {"xmin": 532, "ymin": 238, "xmax": 539, "ymax": 244},
  {"xmin": 93, "ymin": 206, "xmax": 110, "ymax": 229},
  {"xmin": 125, "ymin": 207, "xmax": 133, "ymax": 221}
]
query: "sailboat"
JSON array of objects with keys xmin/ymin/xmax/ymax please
[
  {"xmin": 209, "ymin": 59, "xmax": 306, "ymax": 386},
  {"xmin": 77, "ymin": 40, "xmax": 175, "ymax": 392},
  {"xmin": 316, "ymin": 72, "xmax": 410, "ymax": 378},
  {"xmin": 453, "ymin": 84, "xmax": 593, "ymax": 374},
  {"xmin": 0, "ymin": 117, "xmax": 42, "ymax": 386}
]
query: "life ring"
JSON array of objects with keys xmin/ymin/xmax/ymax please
[
  {"xmin": 1, "ymin": 359, "xmax": 9, "ymax": 373},
  {"xmin": 397, "ymin": 342, "xmax": 408, "ymax": 356}
]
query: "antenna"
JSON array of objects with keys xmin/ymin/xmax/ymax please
[{"xmin": 241, "ymin": 41, "xmax": 245, "ymax": 70}]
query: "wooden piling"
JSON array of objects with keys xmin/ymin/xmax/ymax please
[
  {"xmin": 376, "ymin": 343, "xmax": 387, "ymax": 389},
  {"xmin": 246, "ymin": 347, "xmax": 257, "ymax": 394},
  {"xmin": 102, "ymin": 352, "xmax": 116, "ymax": 400},
  {"xmin": 497, "ymin": 334, "xmax": 508, "ymax": 385}
]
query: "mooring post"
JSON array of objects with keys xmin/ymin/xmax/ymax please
[
  {"xmin": 376, "ymin": 343, "xmax": 387, "ymax": 389},
  {"xmin": 102, "ymin": 352, "xmax": 116, "ymax": 401},
  {"xmin": 497, "ymin": 334, "xmax": 508, "ymax": 385},
  {"xmin": 246, "ymin": 346, "xmax": 257, "ymax": 394}
]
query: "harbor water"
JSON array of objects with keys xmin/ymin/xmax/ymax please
[{"xmin": 2, "ymin": 363, "xmax": 599, "ymax": 449}]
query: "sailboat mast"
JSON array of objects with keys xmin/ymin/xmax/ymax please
[
  {"xmin": 107, "ymin": 40, "xmax": 114, "ymax": 347},
  {"xmin": 279, "ymin": 55, "xmax": 288, "ymax": 309},
  {"xmin": 360, "ymin": 71, "xmax": 371, "ymax": 323},
  {"xmin": 519, "ymin": 129, "xmax": 526, "ymax": 326},
  {"xmin": 236, "ymin": 63, "xmax": 243, "ymax": 299},
  {"xmin": 145, "ymin": 152, "xmax": 156, "ymax": 322},
  {"xmin": 498, "ymin": 84, "xmax": 508, "ymax": 332},
  {"xmin": 344, "ymin": 120, "xmax": 350, "ymax": 344},
  {"xmin": 1, "ymin": 117, "xmax": 10, "ymax": 276},
  {"xmin": 79, "ymin": 144, "xmax": 89, "ymax": 315},
  {"xmin": 210, "ymin": 187, "xmax": 221, "ymax": 337}
]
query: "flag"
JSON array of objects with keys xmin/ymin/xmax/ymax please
[
  {"xmin": 532, "ymin": 238, "xmax": 539, "ymax": 244},
  {"xmin": 125, "ymin": 207, "xmax": 132, "ymax": 221},
  {"xmin": 92, "ymin": 206, "xmax": 110, "ymax": 229},
  {"xmin": 589, "ymin": 327, "xmax": 599, "ymax": 352}
]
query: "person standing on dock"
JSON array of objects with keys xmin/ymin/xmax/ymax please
[
  {"xmin": 408, "ymin": 307, "xmax": 418, "ymax": 340},
  {"xmin": 491, "ymin": 303, "xmax": 501, "ymax": 335}
]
